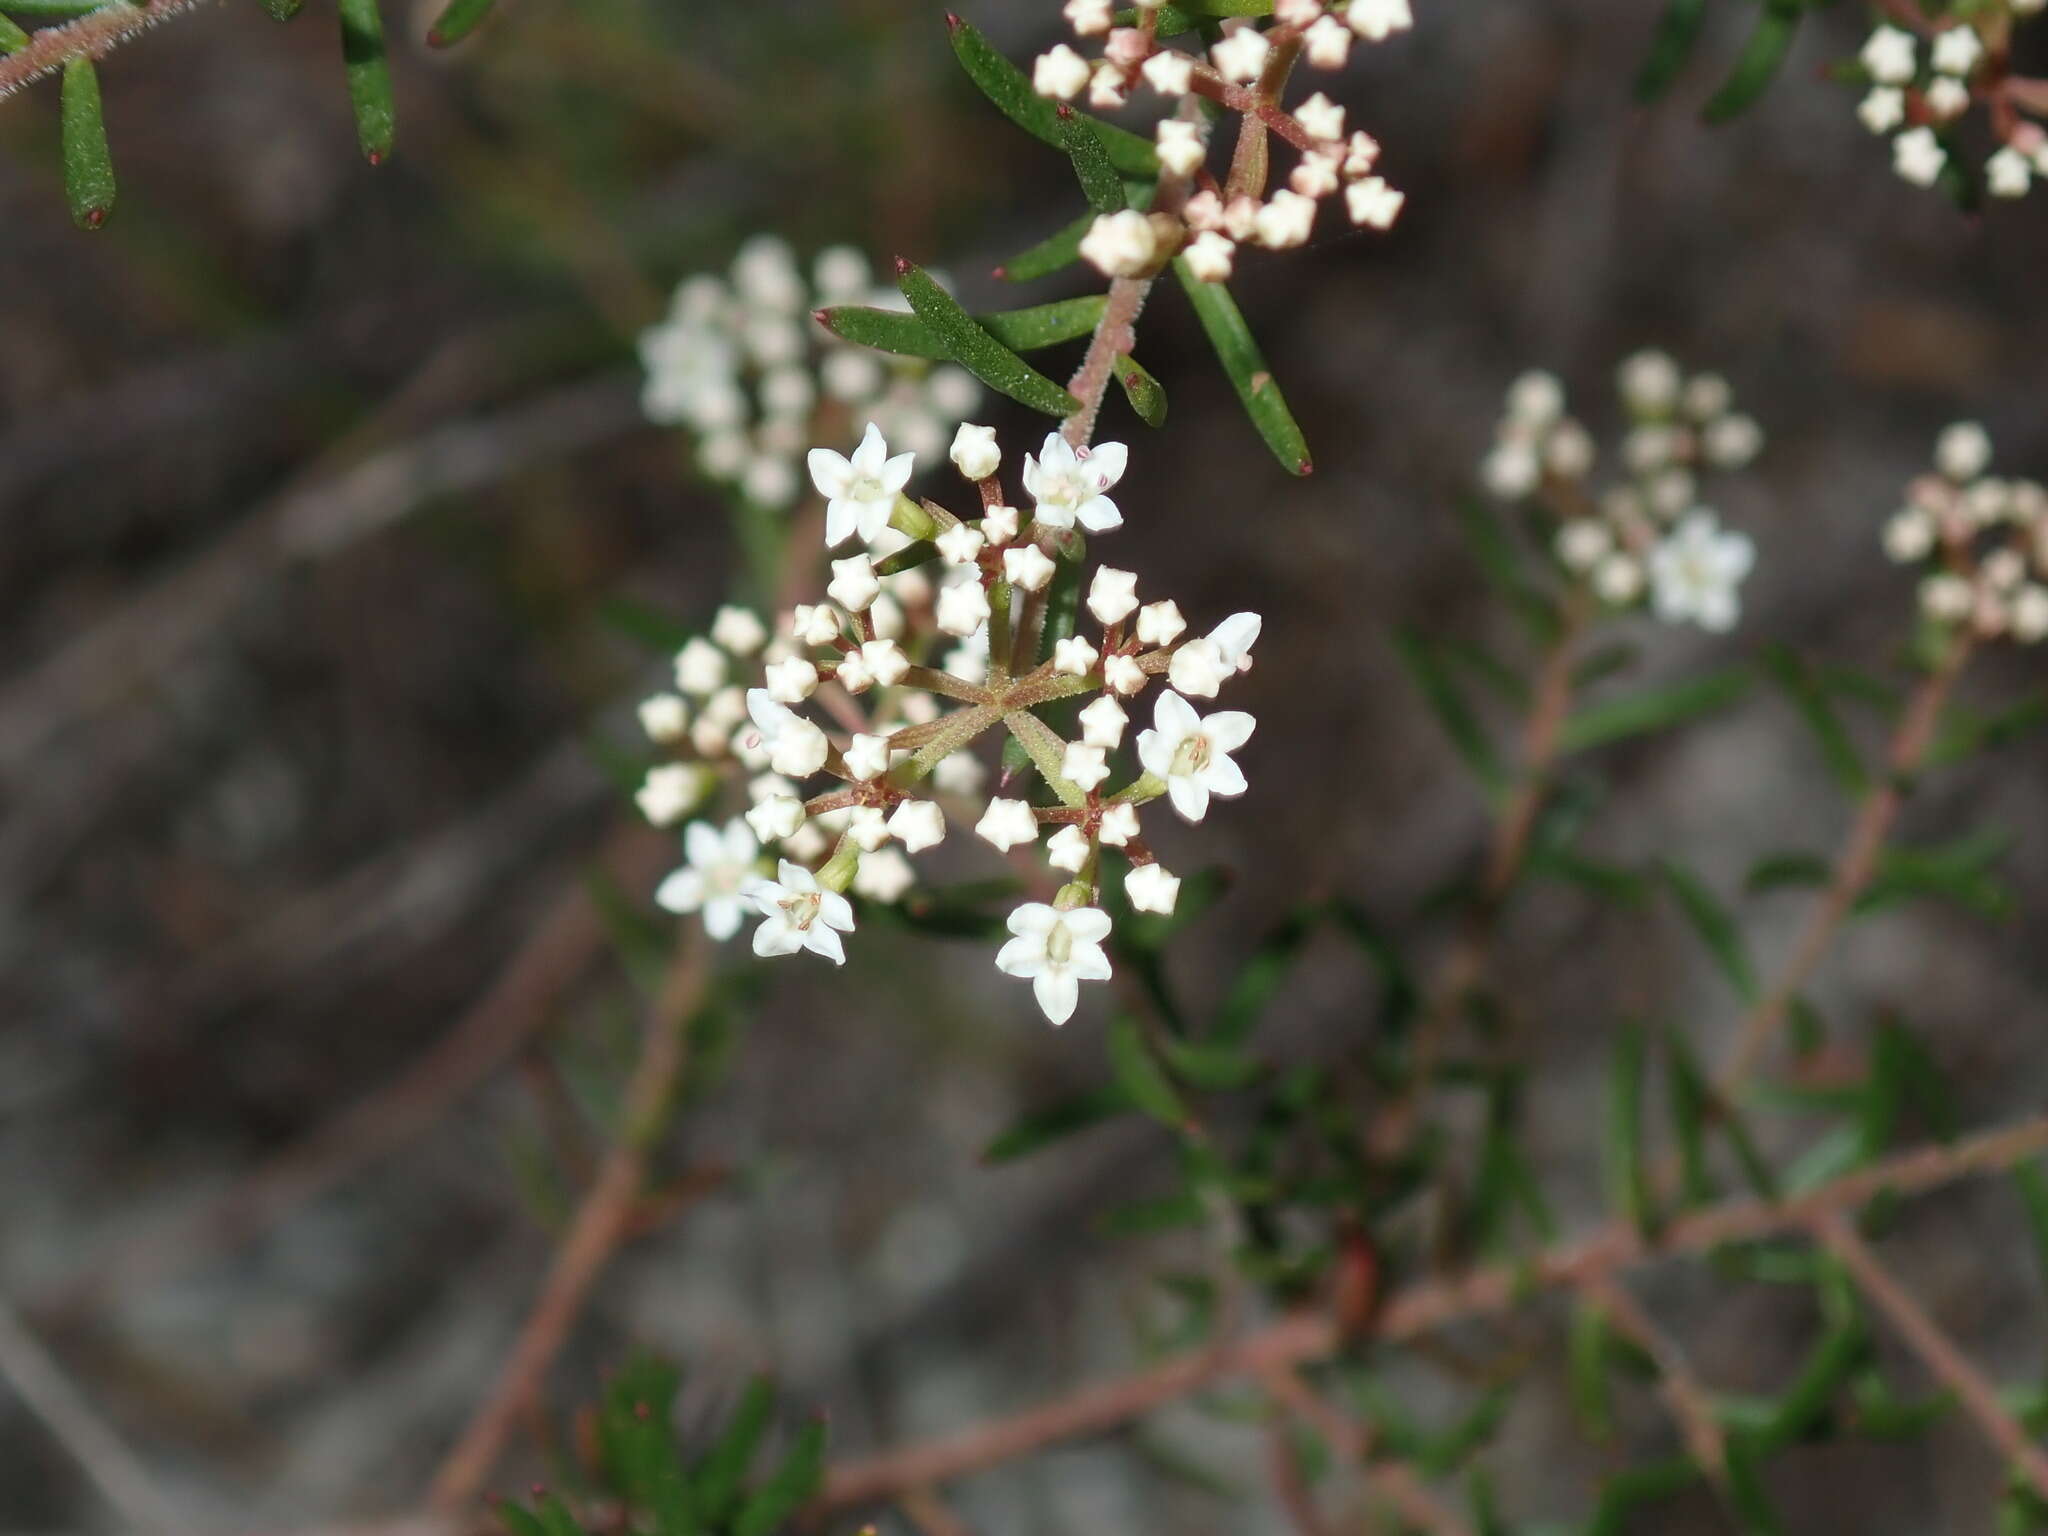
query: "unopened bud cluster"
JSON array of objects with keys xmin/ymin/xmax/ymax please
[
  {"xmin": 1854, "ymin": 9, "xmax": 2048, "ymax": 196},
  {"xmin": 1038, "ymin": 0, "xmax": 1412, "ymax": 283},
  {"xmin": 638, "ymin": 419, "xmax": 1261, "ymax": 1026},
  {"xmin": 1885, "ymin": 423, "xmax": 2048, "ymax": 643},
  {"xmin": 1481, "ymin": 351, "xmax": 1763, "ymax": 632},
  {"xmin": 638, "ymin": 236, "xmax": 980, "ymax": 507}
]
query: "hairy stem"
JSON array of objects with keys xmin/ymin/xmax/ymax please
[{"xmin": 0, "ymin": 0, "xmax": 212, "ymax": 99}]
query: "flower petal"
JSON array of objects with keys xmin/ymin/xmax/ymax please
[
  {"xmin": 1167, "ymin": 773, "xmax": 1211, "ymax": 822},
  {"xmin": 704, "ymin": 897, "xmax": 743, "ymax": 940},
  {"xmin": 1202, "ymin": 753, "xmax": 1248, "ymax": 798},
  {"xmin": 1006, "ymin": 901, "xmax": 1059, "ymax": 937},
  {"xmin": 752, "ymin": 917, "xmax": 803, "ymax": 957},
  {"xmin": 805, "ymin": 923, "xmax": 847, "ymax": 965},
  {"xmin": 655, "ymin": 868, "xmax": 703, "ymax": 914},
  {"xmin": 1033, "ymin": 967, "xmax": 1080, "ymax": 1025},
  {"xmin": 817, "ymin": 890, "xmax": 856, "ymax": 931},
  {"xmin": 1202, "ymin": 709, "xmax": 1257, "ymax": 753},
  {"xmin": 1154, "ymin": 689, "xmax": 1201, "ymax": 740},
  {"xmin": 1061, "ymin": 907, "xmax": 1112, "ymax": 944},
  {"xmin": 1075, "ymin": 495, "xmax": 1123, "ymax": 533},
  {"xmin": 996, "ymin": 936, "xmax": 1045, "ymax": 977},
  {"xmin": 806, "ymin": 448, "xmax": 851, "ymax": 499},
  {"xmin": 1135, "ymin": 727, "xmax": 1170, "ymax": 778}
]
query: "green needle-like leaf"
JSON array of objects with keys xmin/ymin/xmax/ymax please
[
  {"xmin": 1603, "ymin": 1021, "xmax": 1656, "ymax": 1236},
  {"xmin": 1702, "ymin": 0, "xmax": 1801, "ymax": 123},
  {"xmin": 60, "ymin": 59, "xmax": 115, "ymax": 230},
  {"xmin": 895, "ymin": 259, "xmax": 1081, "ymax": 418},
  {"xmin": 731, "ymin": 1416, "xmax": 827, "ymax": 1536},
  {"xmin": 0, "ymin": 13, "xmax": 29, "ymax": 53},
  {"xmin": 1394, "ymin": 626, "xmax": 1507, "ymax": 796},
  {"xmin": 1115, "ymin": 354, "xmax": 1168, "ymax": 428},
  {"xmin": 946, "ymin": 14, "xmax": 1158, "ymax": 177},
  {"xmin": 1558, "ymin": 666, "xmax": 1750, "ymax": 755},
  {"xmin": 982, "ymin": 1085, "xmax": 1132, "ymax": 1164},
  {"xmin": 1763, "ymin": 644, "xmax": 1868, "ymax": 795},
  {"xmin": 1108, "ymin": 1016, "xmax": 1189, "ymax": 1127},
  {"xmin": 815, "ymin": 294, "xmax": 1107, "ymax": 359},
  {"xmin": 1661, "ymin": 860, "xmax": 1759, "ymax": 1003},
  {"xmin": 1173, "ymin": 259, "xmax": 1313, "ymax": 474},
  {"xmin": 427, "ymin": 0, "xmax": 496, "ymax": 46},
  {"xmin": 996, "ymin": 213, "xmax": 1093, "ymax": 283},
  {"xmin": 1635, "ymin": 0, "xmax": 1709, "ymax": 101},
  {"xmin": 690, "ymin": 1375, "xmax": 774, "ymax": 1522},
  {"xmin": 1056, "ymin": 100, "xmax": 1126, "ymax": 213},
  {"xmin": 338, "ymin": 0, "xmax": 396, "ymax": 164}
]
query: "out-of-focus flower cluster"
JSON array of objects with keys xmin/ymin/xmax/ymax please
[
  {"xmin": 637, "ymin": 236, "xmax": 981, "ymax": 508},
  {"xmin": 636, "ymin": 419, "xmax": 1261, "ymax": 1027},
  {"xmin": 1884, "ymin": 423, "xmax": 2048, "ymax": 643},
  {"xmin": 1480, "ymin": 350, "xmax": 1764, "ymax": 633},
  {"xmin": 1036, "ymin": 0, "xmax": 1412, "ymax": 284},
  {"xmin": 1853, "ymin": 7, "xmax": 2048, "ymax": 196}
]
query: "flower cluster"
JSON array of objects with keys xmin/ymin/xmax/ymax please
[
  {"xmin": 1480, "ymin": 350, "xmax": 1764, "ymax": 632},
  {"xmin": 1883, "ymin": 423, "xmax": 2048, "ymax": 643},
  {"xmin": 639, "ymin": 419, "xmax": 1261, "ymax": 1026},
  {"xmin": 1037, "ymin": 0, "xmax": 1412, "ymax": 283},
  {"xmin": 1854, "ymin": 8, "xmax": 2048, "ymax": 196},
  {"xmin": 637, "ymin": 236, "xmax": 980, "ymax": 507}
]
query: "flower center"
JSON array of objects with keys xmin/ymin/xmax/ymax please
[
  {"xmin": 848, "ymin": 472, "xmax": 884, "ymax": 502},
  {"xmin": 1046, "ymin": 921, "xmax": 1073, "ymax": 967},
  {"xmin": 779, "ymin": 891, "xmax": 821, "ymax": 931},
  {"xmin": 1170, "ymin": 733, "xmax": 1211, "ymax": 777}
]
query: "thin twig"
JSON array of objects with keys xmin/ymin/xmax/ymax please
[
  {"xmin": 814, "ymin": 1115, "xmax": 2048, "ymax": 1510},
  {"xmin": 0, "ymin": 1298, "xmax": 190, "ymax": 1532},
  {"xmin": 1577, "ymin": 1271, "xmax": 1726, "ymax": 1482},
  {"xmin": 0, "ymin": 0, "xmax": 210, "ymax": 99},
  {"xmin": 1815, "ymin": 1210, "xmax": 2048, "ymax": 1496},
  {"xmin": 1259, "ymin": 1363, "xmax": 1474, "ymax": 1536},
  {"xmin": 897, "ymin": 1486, "xmax": 976, "ymax": 1536},
  {"xmin": 427, "ymin": 928, "xmax": 715, "ymax": 1511}
]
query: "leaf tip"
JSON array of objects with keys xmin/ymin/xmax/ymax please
[
  {"xmin": 1296, "ymin": 458, "xmax": 1313, "ymax": 476},
  {"xmin": 990, "ymin": 264, "xmax": 1007, "ymax": 279},
  {"xmin": 80, "ymin": 206, "xmax": 108, "ymax": 230},
  {"xmin": 943, "ymin": 10, "xmax": 962, "ymax": 30},
  {"xmin": 365, "ymin": 149, "xmax": 387, "ymax": 167},
  {"xmin": 892, "ymin": 254, "xmax": 914, "ymax": 277}
]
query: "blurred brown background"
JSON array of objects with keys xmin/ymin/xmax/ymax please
[{"xmin": 3, "ymin": 0, "xmax": 2046, "ymax": 1531}]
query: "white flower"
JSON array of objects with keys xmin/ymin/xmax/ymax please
[
  {"xmin": 710, "ymin": 606, "xmax": 767, "ymax": 655},
  {"xmin": 1861, "ymin": 25, "xmax": 1917, "ymax": 86},
  {"xmin": 1047, "ymin": 824, "xmax": 1092, "ymax": 872},
  {"xmin": 951, "ymin": 423, "xmax": 1000, "ymax": 481},
  {"xmin": 1024, "ymin": 434, "xmax": 1128, "ymax": 532},
  {"xmin": 1883, "ymin": 507, "xmax": 1936, "ymax": 563},
  {"xmin": 2010, "ymin": 586, "xmax": 2048, "ymax": 644},
  {"xmin": 1303, "ymin": 13, "xmax": 1351, "ymax": 67},
  {"xmin": 1088, "ymin": 63, "xmax": 1130, "ymax": 109},
  {"xmin": 674, "ymin": 637, "xmax": 728, "ymax": 696},
  {"xmin": 1924, "ymin": 77, "xmax": 1970, "ymax": 121},
  {"xmin": 636, "ymin": 763, "xmax": 704, "ymax": 826},
  {"xmin": 748, "ymin": 859, "xmax": 855, "ymax": 964},
  {"xmin": 1063, "ymin": 742, "xmax": 1111, "ymax": 791},
  {"xmin": 854, "ymin": 848, "xmax": 916, "ymax": 903},
  {"xmin": 1931, "ymin": 25, "xmax": 1982, "ymax": 76},
  {"xmin": 887, "ymin": 799, "xmax": 946, "ymax": 852},
  {"xmin": 1003, "ymin": 544, "xmax": 1058, "ymax": 592},
  {"xmin": 1594, "ymin": 553, "xmax": 1644, "ymax": 605},
  {"xmin": 976, "ymin": 797, "xmax": 1039, "ymax": 851},
  {"xmin": 936, "ymin": 523, "xmax": 986, "ymax": 566},
  {"xmin": 808, "ymin": 423, "xmax": 914, "ymax": 548},
  {"xmin": 847, "ymin": 805, "xmax": 890, "ymax": 850},
  {"xmin": 1136, "ymin": 690, "xmax": 1254, "ymax": 822},
  {"xmin": 1079, "ymin": 209, "xmax": 1160, "ymax": 278},
  {"xmin": 1618, "ymin": 350, "xmax": 1682, "ymax": 415},
  {"xmin": 1648, "ymin": 511, "xmax": 1755, "ymax": 632},
  {"xmin": 981, "ymin": 504, "xmax": 1021, "ymax": 545},
  {"xmin": 1098, "ymin": 802, "xmax": 1140, "ymax": 845},
  {"xmin": 828, "ymin": 555, "xmax": 881, "ymax": 612},
  {"xmin": 1546, "ymin": 421, "xmax": 1596, "ymax": 478},
  {"xmin": 1344, "ymin": 177, "xmax": 1404, "ymax": 230},
  {"xmin": 1078, "ymin": 694, "xmax": 1128, "ymax": 748},
  {"xmin": 844, "ymin": 732, "xmax": 892, "ymax": 781},
  {"xmin": 1704, "ymin": 414, "xmax": 1764, "ymax": 469},
  {"xmin": 1682, "ymin": 373, "xmax": 1731, "ymax": 421},
  {"xmin": 996, "ymin": 903, "xmax": 1113, "ymax": 1025},
  {"xmin": 1506, "ymin": 370, "xmax": 1565, "ymax": 427},
  {"xmin": 1481, "ymin": 441, "xmax": 1541, "ymax": 499},
  {"xmin": 1857, "ymin": 86, "xmax": 1905, "ymax": 135},
  {"xmin": 1125, "ymin": 861, "xmax": 1181, "ymax": 915},
  {"xmin": 936, "ymin": 580, "xmax": 992, "ymax": 637},
  {"xmin": 1920, "ymin": 572, "xmax": 1974, "ymax": 622},
  {"xmin": 1937, "ymin": 421, "xmax": 1992, "ymax": 482},
  {"xmin": 1347, "ymin": 0, "xmax": 1412, "ymax": 40},
  {"xmin": 656, "ymin": 819, "xmax": 760, "ymax": 940},
  {"xmin": 1624, "ymin": 424, "xmax": 1679, "ymax": 473},
  {"xmin": 1255, "ymin": 189, "xmax": 1317, "ymax": 248},
  {"xmin": 1894, "ymin": 127, "xmax": 1947, "ymax": 188},
  {"xmin": 1211, "ymin": 26, "xmax": 1270, "ymax": 83},
  {"xmin": 764, "ymin": 655, "xmax": 819, "ymax": 705},
  {"xmin": 835, "ymin": 652, "xmax": 875, "ymax": 693},
  {"xmin": 861, "ymin": 639, "xmax": 911, "ymax": 685},
  {"xmin": 1054, "ymin": 635, "xmax": 1099, "ymax": 676},
  {"xmin": 1156, "ymin": 119, "xmax": 1208, "ymax": 177},
  {"xmin": 1183, "ymin": 230, "xmax": 1236, "ymax": 283},
  {"xmin": 1167, "ymin": 611, "xmax": 1260, "ymax": 697},
  {"xmin": 1104, "ymin": 653, "xmax": 1147, "ymax": 695},
  {"xmin": 1088, "ymin": 566, "xmax": 1140, "ymax": 625},
  {"xmin": 746, "ymin": 689, "xmax": 830, "ymax": 778},
  {"xmin": 1141, "ymin": 49, "xmax": 1194, "ymax": 95},
  {"xmin": 1033, "ymin": 42, "xmax": 1091, "ymax": 100},
  {"xmin": 1063, "ymin": 0, "xmax": 1112, "ymax": 35},
  {"xmin": 1988, "ymin": 146, "xmax": 2034, "ymax": 199},
  {"xmin": 1293, "ymin": 91, "xmax": 1345, "ymax": 143},
  {"xmin": 1132, "ymin": 600, "xmax": 1183, "ymax": 647},
  {"xmin": 1556, "ymin": 519, "xmax": 1613, "ymax": 572},
  {"xmin": 639, "ymin": 693, "xmax": 689, "ymax": 743},
  {"xmin": 745, "ymin": 793, "xmax": 806, "ymax": 844}
]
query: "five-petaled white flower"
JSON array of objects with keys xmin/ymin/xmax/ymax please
[
  {"xmin": 1136, "ymin": 690, "xmax": 1255, "ymax": 822},
  {"xmin": 1023, "ymin": 433, "xmax": 1128, "ymax": 533},
  {"xmin": 747, "ymin": 859, "xmax": 856, "ymax": 964},
  {"xmin": 996, "ymin": 903, "xmax": 1114, "ymax": 1025},
  {"xmin": 746, "ymin": 689, "xmax": 830, "ymax": 778},
  {"xmin": 1648, "ymin": 511, "xmax": 1756, "ymax": 632},
  {"xmin": 808, "ymin": 422, "xmax": 914, "ymax": 548},
  {"xmin": 1168, "ymin": 611, "xmax": 1261, "ymax": 697},
  {"xmin": 1860, "ymin": 25, "xmax": 1917, "ymax": 87},
  {"xmin": 657, "ymin": 819, "xmax": 761, "ymax": 940}
]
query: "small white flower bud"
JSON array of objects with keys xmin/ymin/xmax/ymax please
[
  {"xmin": 1937, "ymin": 422, "xmax": 1992, "ymax": 483},
  {"xmin": 638, "ymin": 693, "xmax": 689, "ymax": 743},
  {"xmin": 1344, "ymin": 177, "xmax": 1404, "ymax": 229},
  {"xmin": 1594, "ymin": 553, "xmax": 1644, "ymax": 606},
  {"xmin": 1063, "ymin": 0, "xmax": 1111, "ymax": 35},
  {"xmin": 1619, "ymin": 350, "xmax": 1682, "ymax": 416},
  {"xmin": 1079, "ymin": 694, "xmax": 1128, "ymax": 748},
  {"xmin": 981, "ymin": 504, "xmax": 1021, "ymax": 545},
  {"xmin": 936, "ymin": 523, "xmax": 986, "ymax": 566},
  {"xmin": 1141, "ymin": 49, "xmax": 1194, "ymax": 95},
  {"xmin": 1923, "ymin": 77, "xmax": 1969, "ymax": 121},
  {"xmin": 1931, "ymin": 25, "xmax": 1982, "ymax": 76},
  {"xmin": 764, "ymin": 655, "xmax": 819, "ymax": 705},
  {"xmin": 2010, "ymin": 585, "xmax": 2048, "ymax": 643},
  {"xmin": 710, "ymin": 606, "xmax": 766, "ymax": 655},
  {"xmin": 1063, "ymin": 742, "xmax": 1110, "ymax": 791},
  {"xmin": 1210, "ymin": 26, "xmax": 1269, "ymax": 83},
  {"xmin": 845, "ymin": 733, "xmax": 892, "ymax": 781},
  {"xmin": 1136, "ymin": 600, "xmax": 1186, "ymax": 647},
  {"xmin": 1884, "ymin": 508, "xmax": 1936, "ymax": 563},
  {"xmin": 674, "ymin": 637, "xmax": 728, "ymax": 696},
  {"xmin": 1893, "ymin": 127, "xmax": 1947, "ymax": 187},
  {"xmin": 1098, "ymin": 802, "xmax": 1140, "ymax": 846},
  {"xmin": 828, "ymin": 555, "xmax": 882, "ymax": 613},
  {"xmin": 1079, "ymin": 209, "xmax": 1160, "ymax": 278},
  {"xmin": 1254, "ymin": 189, "xmax": 1317, "ymax": 248},
  {"xmin": 848, "ymin": 805, "xmax": 890, "ymax": 851},
  {"xmin": 834, "ymin": 653, "xmax": 875, "ymax": 693},
  {"xmin": 1125, "ymin": 861, "xmax": 1181, "ymax": 914},
  {"xmin": 1054, "ymin": 635, "xmax": 1099, "ymax": 676},
  {"xmin": 1858, "ymin": 86, "xmax": 1905, "ymax": 134},
  {"xmin": 936, "ymin": 581, "xmax": 991, "ymax": 637},
  {"xmin": 976, "ymin": 797, "xmax": 1039, "ymax": 851},
  {"xmin": 1921, "ymin": 572, "xmax": 1975, "ymax": 623},
  {"xmin": 854, "ymin": 848, "xmax": 916, "ymax": 903},
  {"xmin": 1047, "ymin": 824, "xmax": 1092, "ymax": 872},
  {"xmin": 1183, "ymin": 231, "xmax": 1236, "ymax": 283},
  {"xmin": 951, "ymin": 422, "xmax": 1001, "ymax": 481},
  {"xmin": 1155, "ymin": 119, "xmax": 1207, "ymax": 177},
  {"xmin": 746, "ymin": 794, "xmax": 806, "ymax": 843},
  {"xmin": 1861, "ymin": 24, "xmax": 1917, "ymax": 86},
  {"xmin": 1704, "ymin": 414, "xmax": 1763, "ymax": 469},
  {"xmin": 1303, "ymin": 13, "xmax": 1351, "ymax": 67},
  {"xmin": 1104, "ymin": 653, "xmax": 1148, "ymax": 696},
  {"xmin": 888, "ymin": 799, "xmax": 947, "ymax": 852},
  {"xmin": 1088, "ymin": 566, "xmax": 1140, "ymax": 625},
  {"xmin": 861, "ymin": 639, "xmax": 911, "ymax": 685},
  {"xmin": 1032, "ymin": 43, "xmax": 1091, "ymax": 100},
  {"xmin": 635, "ymin": 764, "xmax": 705, "ymax": 826},
  {"xmin": 1003, "ymin": 544, "xmax": 1058, "ymax": 592},
  {"xmin": 1294, "ymin": 92, "xmax": 1345, "ymax": 142},
  {"xmin": 1546, "ymin": 421, "xmax": 1597, "ymax": 479},
  {"xmin": 1556, "ymin": 520, "xmax": 1612, "ymax": 572},
  {"xmin": 791, "ymin": 603, "xmax": 844, "ymax": 647}
]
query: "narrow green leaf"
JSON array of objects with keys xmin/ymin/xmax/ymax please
[
  {"xmin": 1113, "ymin": 0, "xmax": 1271, "ymax": 35},
  {"xmin": 427, "ymin": 0, "xmax": 495, "ymax": 46},
  {"xmin": 2014, "ymin": 1163, "xmax": 2048, "ymax": 1300},
  {"xmin": 1603, "ymin": 1022, "xmax": 1656, "ymax": 1236},
  {"xmin": 996, "ymin": 212, "xmax": 1093, "ymax": 283},
  {"xmin": 1453, "ymin": 496, "xmax": 1560, "ymax": 644},
  {"xmin": 1572, "ymin": 640, "xmax": 1640, "ymax": 689},
  {"xmin": 946, "ymin": 15, "xmax": 1158, "ymax": 176},
  {"xmin": 1723, "ymin": 1435, "xmax": 1789, "ymax": 1535},
  {"xmin": 690, "ymin": 1375, "xmax": 774, "ymax": 1521},
  {"xmin": 895, "ymin": 259, "xmax": 1080, "ymax": 418},
  {"xmin": 1928, "ymin": 689, "xmax": 2048, "ymax": 768},
  {"xmin": 1115, "ymin": 354, "xmax": 1168, "ymax": 428},
  {"xmin": 338, "ymin": 0, "xmax": 396, "ymax": 164},
  {"xmin": 1393, "ymin": 626, "xmax": 1507, "ymax": 795},
  {"xmin": 981, "ymin": 1084, "xmax": 1131, "ymax": 1164},
  {"xmin": 1570, "ymin": 1301, "xmax": 1614, "ymax": 1440},
  {"xmin": 1417, "ymin": 1389, "xmax": 1513, "ymax": 1478},
  {"xmin": 1702, "ymin": 0, "xmax": 1801, "ymax": 123},
  {"xmin": 495, "ymin": 1506, "xmax": 551, "ymax": 1536},
  {"xmin": 1745, "ymin": 850, "xmax": 1831, "ymax": 895},
  {"xmin": 1525, "ymin": 845, "xmax": 1649, "ymax": 907},
  {"xmin": 1099, "ymin": 1189, "xmax": 1206, "ymax": 1234},
  {"xmin": 59, "ymin": 59, "xmax": 114, "ymax": 230},
  {"xmin": 816, "ymin": 294, "xmax": 1107, "ymax": 359},
  {"xmin": 1558, "ymin": 666, "xmax": 1750, "ymax": 756},
  {"xmin": 1634, "ymin": 0, "xmax": 1708, "ymax": 101},
  {"xmin": 1665, "ymin": 1031, "xmax": 1713, "ymax": 1207},
  {"xmin": 1173, "ymin": 259, "xmax": 1312, "ymax": 474},
  {"xmin": 0, "ymin": 13, "xmax": 33, "ymax": 48},
  {"xmin": 1661, "ymin": 860, "xmax": 1758, "ymax": 1002},
  {"xmin": 1056, "ymin": 100, "xmax": 1126, "ymax": 213},
  {"xmin": 732, "ymin": 1416, "xmax": 827, "ymax": 1536},
  {"xmin": 1108, "ymin": 1016, "xmax": 1188, "ymax": 1127},
  {"xmin": 1858, "ymin": 828, "xmax": 2014, "ymax": 921},
  {"xmin": 258, "ymin": 0, "xmax": 305, "ymax": 20},
  {"xmin": 1763, "ymin": 645, "xmax": 1868, "ymax": 795},
  {"xmin": 1157, "ymin": 1036, "xmax": 1262, "ymax": 1090}
]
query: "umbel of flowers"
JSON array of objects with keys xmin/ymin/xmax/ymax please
[
  {"xmin": 1036, "ymin": 0, "xmax": 1413, "ymax": 284},
  {"xmin": 1853, "ymin": 3, "xmax": 2048, "ymax": 196},
  {"xmin": 1480, "ymin": 349, "xmax": 1764, "ymax": 633},
  {"xmin": 637, "ymin": 236, "xmax": 981, "ymax": 507},
  {"xmin": 1884, "ymin": 422, "xmax": 2048, "ymax": 643},
  {"xmin": 636, "ymin": 420, "xmax": 1260, "ymax": 1026}
]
